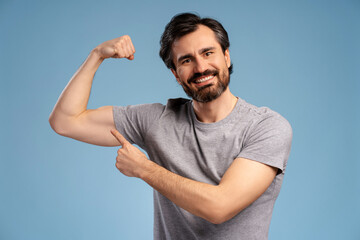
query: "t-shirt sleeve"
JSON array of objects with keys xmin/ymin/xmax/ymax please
[
  {"xmin": 237, "ymin": 113, "xmax": 293, "ymax": 174},
  {"xmin": 112, "ymin": 103, "xmax": 165, "ymax": 149}
]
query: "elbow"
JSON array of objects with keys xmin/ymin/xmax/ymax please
[
  {"xmin": 206, "ymin": 209, "xmax": 228, "ymax": 225},
  {"xmin": 48, "ymin": 115, "xmax": 61, "ymax": 135},
  {"xmin": 203, "ymin": 199, "xmax": 233, "ymax": 225},
  {"xmin": 207, "ymin": 217, "xmax": 226, "ymax": 225},
  {"xmin": 48, "ymin": 113, "xmax": 69, "ymax": 136}
]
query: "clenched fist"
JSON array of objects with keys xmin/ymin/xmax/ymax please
[{"xmin": 94, "ymin": 35, "xmax": 135, "ymax": 60}]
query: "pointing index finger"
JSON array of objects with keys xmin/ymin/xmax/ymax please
[{"xmin": 110, "ymin": 129, "xmax": 129, "ymax": 146}]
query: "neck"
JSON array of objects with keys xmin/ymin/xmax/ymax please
[{"xmin": 192, "ymin": 88, "xmax": 238, "ymax": 123}]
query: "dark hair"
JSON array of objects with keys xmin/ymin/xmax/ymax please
[{"xmin": 160, "ymin": 13, "xmax": 233, "ymax": 74}]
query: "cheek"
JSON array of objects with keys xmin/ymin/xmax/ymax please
[
  {"xmin": 219, "ymin": 58, "xmax": 228, "ymax": 67},
  {"xmin": 178, "ymin": 66, "xmax": 187, "ymax": 75},
  {"xmin": 177, "ymin": 68, "xmax": 189, "ymax": 80}
]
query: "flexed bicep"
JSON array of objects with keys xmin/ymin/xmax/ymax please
[{"xmin": 57, "ymin": 106, "xmax": 121, "ymax": 147}]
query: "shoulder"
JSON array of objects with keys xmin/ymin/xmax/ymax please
[
  {"xmin": 113, "ymin": 102, "xmax": 166, "ymax": 117},
  {"xmin": 238, "ymin": 99, "xmax": 292, "ymax": 139},
  {"xmin": 113, "ymin": 98, "xmax": 190, "ymax": 117},
  {"xmin": 237, "ymin": 99, "xmax": 293, "ymax": 173}
]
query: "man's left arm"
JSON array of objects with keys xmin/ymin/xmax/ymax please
[{"xmin": 110, "ymin": 129, "xmax": 277, "ymax": 224}]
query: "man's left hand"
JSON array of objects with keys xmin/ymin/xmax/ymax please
[{"xmin": 110, "ymin": 129, "xmax": 150, "ymax": 178}]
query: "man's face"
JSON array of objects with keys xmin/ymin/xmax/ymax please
[{"xmin": 171, "ymin": 25, "xmax": 231, "ymax": 103}]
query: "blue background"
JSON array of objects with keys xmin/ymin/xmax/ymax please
[{"xmin": 1, "ymin": 0, "xmax": 359, "ymax": 239}]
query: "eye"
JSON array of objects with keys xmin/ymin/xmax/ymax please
[
  {"xmin": 205, "ymin": 51, "xmax": 213, "ymax": 57},
  {"xmin": 182, "ymin": 59, "xmax": 191, "ymax": 64}
]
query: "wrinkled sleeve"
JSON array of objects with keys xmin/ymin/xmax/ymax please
[
  {"xmin": 237, "ymin": 113, "xmax": 293, "ymax": 174},
  {"xmin": 113, "ymin": 103, "xmax": 165, "ymax": 149}
]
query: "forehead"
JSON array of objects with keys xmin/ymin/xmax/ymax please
[{"xmin": 172, "ymin": 25, "xmax": 221, "ymax": 58}]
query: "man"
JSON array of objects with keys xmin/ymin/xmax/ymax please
[{"xmin": 49, "ymin": 13, "xmax": 292, "ymax": 239}]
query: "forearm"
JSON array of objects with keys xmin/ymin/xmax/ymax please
[
  {"xmin": 111, "ymin": 130, "xmax": 277, "ymax": 225},
  {"xmin": 141, "ymin": 161, "xmax": 224, "ymax": 224},
  {"xmin": 49, "ymin": 50, "xmax": 103, "ymax": 124}
]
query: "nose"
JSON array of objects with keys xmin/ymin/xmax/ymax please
[{"xmin": 193, "ymin": 57, "xmax": 207, "ymax": 73}]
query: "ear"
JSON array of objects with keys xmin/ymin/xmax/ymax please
[
  {"xmin": 171, "ymin": 68, "xmax": 181, "ymax": 85},
  {"xmin": 224, "ymin": 49, "xmax": 231, "ymax": 68}
]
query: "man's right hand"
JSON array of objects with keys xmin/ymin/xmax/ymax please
[{"xmin": 94, "ymin": 35, "xmax": 136, "ymax": 60}]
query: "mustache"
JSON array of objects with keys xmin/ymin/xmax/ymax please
[{"xmin": 187, "ymin": 69, "xmax": 219, "ymax": 84}]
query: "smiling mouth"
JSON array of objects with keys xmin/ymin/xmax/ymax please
[
  {"xmin": 187, "ymin": 69, "xmax": 219, "ymax": 85},
  {"xmin": 194, "ymin": 75, "xmax": 215, "ymax": 83},
  {"xmin": 191, "ymin": 74, "xmax": 217, "ymax": 88}
]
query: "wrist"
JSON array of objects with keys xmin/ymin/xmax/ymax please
[
  {"xmin": 139, "ymin": 159, "xmax": 158, "ymax": 181},
  {"xmin": 90, "ymin": 48, "xmax": 105, "ymax": 61}
]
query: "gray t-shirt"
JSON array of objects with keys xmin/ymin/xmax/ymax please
[{"xmin": 113, "ymin": 98, "xmax": 292, "ymax": 240}]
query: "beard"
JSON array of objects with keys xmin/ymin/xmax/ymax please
[{"xmin": 180, "ymin": 69, "xmax": 230, "ymax": 103}]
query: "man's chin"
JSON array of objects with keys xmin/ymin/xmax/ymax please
[{"xmin": 197, "ymin": 83, "xmax": 214, "ymax": 91}]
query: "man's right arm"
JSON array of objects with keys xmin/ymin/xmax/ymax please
[{"xmin": 49, "ymin": 35, "xmax": 135, "ymax": 146}]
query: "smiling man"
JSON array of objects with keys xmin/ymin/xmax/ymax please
[
  {"xmin": 171, "ymin": 25, "xmax": 231, "ymax": 104},
  {"xmin": 49, "ymin": 13, "xmax": 292, "ymax": 239}
]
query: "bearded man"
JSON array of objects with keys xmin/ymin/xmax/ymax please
[{"xmin": 49, "ymin": 13, "xmax": 292, "ymax": 240}]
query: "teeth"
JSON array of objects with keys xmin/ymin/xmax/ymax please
[{"xmin": 195, "ymin": 75, "xmax": 214, "ymax": 83}]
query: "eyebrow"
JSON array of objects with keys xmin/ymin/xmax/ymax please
[{"xmin": 177, "ymin": 47, "xmax": 216, "ymax": 63}]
